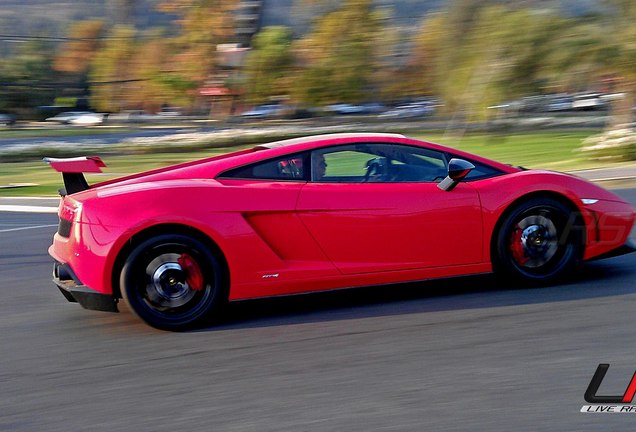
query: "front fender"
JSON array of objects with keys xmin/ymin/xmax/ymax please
[{"xmin": 475, "ymin": 170, "xmax": 634, "ymax": 262}]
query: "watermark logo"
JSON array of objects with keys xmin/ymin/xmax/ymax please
[{"xmin": 582, "ymin": 364, "xmax": 636, "ymax": 413}]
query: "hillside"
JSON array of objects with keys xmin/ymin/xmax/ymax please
[
  {"xmin": 0, "ymin": 0, "xmax": 168, "ymax": 39},
  {"xmin": 262, "ymin": 0, "xmax": 603, "ymax": 30},
  {"xmin": 0, "ymin": 0, "xmax": 603, "ymax": 50}
]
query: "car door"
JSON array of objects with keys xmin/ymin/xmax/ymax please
[
  {"xmin": 218, "ymin": 152, "xmax": 340, "ymax": 282},
  {"xmin": 296, "ymin": 143, "xmax": 483, "ymax": 274}
]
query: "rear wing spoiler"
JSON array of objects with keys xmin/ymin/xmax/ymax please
[{"xmin": 43, "ymin": 156, "xmax": 106, "ymax": 196}]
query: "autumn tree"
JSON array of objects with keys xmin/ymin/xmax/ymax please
[
  {"xmin": 406, "ymin": 1, "xmax": 567, "ymax": 121},
  {"xmin": 89, "ymin": 26, "xmax": 138, "ymax": 112},
  {"xmin": 157, "ymin": 0, "xmax": 238, "ymax": 109},
  {"xmin": 127, "ymin": 30, "xmax": 198, "ymax": 112},
  {"xmin": 292, "ymin": 0, "xmax": 389, "ymax": 105},
  {"xmin": 53, "ymin": 20, "xmax": 106, "ymax": 75},
  {"xmin": 550, "ymin": 0, "xmax": 636, "ymax": 127},
  {"xmin": 390, "ymin": 13, "xmax": 446, "ymax": 100},
  {"xmin": 456, "ymin": 6, "xmax": 565, "ymax": 119},
  {"xmin": 243, "ymin": 26, "xmax": 294, "ymax": 104},
  {"xmin": 87, "ymin": 1, "xmax": 239, "ymax": 112}
]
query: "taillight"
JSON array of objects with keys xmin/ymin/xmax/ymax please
[{"xmin": 57, "ymin": 198, "xmax": 82, "ymax": 238}]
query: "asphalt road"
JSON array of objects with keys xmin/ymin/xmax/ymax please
[
  {"xmin": 0, "ymin": 126, "xmax": 221, "ymax": 149},
  {"xmin": 1, "ymin": 190, "xmax": 636, "ymax": 431}
]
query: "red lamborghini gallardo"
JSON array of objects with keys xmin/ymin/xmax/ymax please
[{"xmin": 46, "ymin": 133, "xmax": 635, "ymax": 330}]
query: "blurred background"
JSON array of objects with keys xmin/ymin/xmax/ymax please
[
  {"xmin": 2, "ymin": 0, "xmax": 636, "ymax": 190},
  {"xmin": 0, "ymin": 0, "xmax": 633, "ymax": 118}
]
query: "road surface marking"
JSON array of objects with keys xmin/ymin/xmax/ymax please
[
  {"xmin": 0, "ymin": 205, "xmax": 58, "ymax": 213},
  {"xmin": 0, "ymin": 224, "xmax": 57, "ymax": 233}
]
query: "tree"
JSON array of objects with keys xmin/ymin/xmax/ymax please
[
  {"xmin": 128, "ymin": 30, "xmax": 198, "ymax": 112},
  {"xmin": 243, "ymin": 26, "xmax": 294, "ymax": 104},
  {"xmin": 87, "ymin": 1, "xmax": 240, "ymax": 112},
  {"xmin": 156, "ymin": 0, "xmax": 238, "ymax": 110},
  {"xmin": 541, "ymin": 1, "xmax": 636, "ymax": 129},
  {"xmin": 89, "ymin": 26, "xmax": 138, "ymax": 112},
  {"xmin": 391, "ymin": 13, "xmax": 446, "ymax": 100},
  {"xmin": 593, "ymin": 0, "xmax": 636, "ymax": 126},
  {"xmin": 53, "ymin": 20, "xmax": 106, "ymax": 75},
  {"xmin": 406, "ymin": 2, "xmax": 567, "ymax": 121},
  {"xmin": 459, "ymin": 6, "xmax": 565, "ymax": 119},
  {"xmin": 158, "ymin": 0, "xmax": 238, "ymax": 81},
  {"xmin": 291, "ymin": 0, "xmax": 389, "ymax": 105},
  {"xmin": 0, "ymin": 40, "xmax": 57, "ymax": 113}
]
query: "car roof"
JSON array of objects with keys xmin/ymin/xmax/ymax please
[
  {"xmin": 254, "ymin": 133, "xmax": 407, "ymax": 150},
  {"xmin": 91, "ymin": 132, "xmax": 520, "ymax": 188}
]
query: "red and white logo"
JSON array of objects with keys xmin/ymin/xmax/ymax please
[{"xmin": 582, "ymin": 364, "xmax": 636, "ymax": 413}]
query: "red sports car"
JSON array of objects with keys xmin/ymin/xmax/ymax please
[{"xmin": 46, "ymin": 133, "xmax": 635, "ymax": 330}]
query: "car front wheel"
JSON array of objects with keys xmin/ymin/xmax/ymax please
[
  {"xmin": 120, "ymin": 234, "xmax": 227, "ymax": 331},
  {"xmin": 494, "ymin": 197, "xmax": 583, "ymax": 283}
]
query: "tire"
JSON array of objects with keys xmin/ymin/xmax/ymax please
[
  {"xmin": 120, "ymin": 234, "xmax": 227, "ymax": 331},
  {"xmin": 493, "ymin": 197, "xmax": 583, "ymax": 284}
]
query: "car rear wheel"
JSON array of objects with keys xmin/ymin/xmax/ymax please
[
  {"xmin": 494, "ymin": 197, "xmax": 582, "ymax": 283},
  {"xmin": 120, "ymin": 234, "xmax": 227, "ymax": 331}
]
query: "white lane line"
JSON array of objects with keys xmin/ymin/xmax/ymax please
[
  {"xmin": 0, "ymin": 205, "xmax": 58, "ymax": 213},
  {"xmin": 0, "ymin": 224, "xmax": 58, "ymax": 233},
  {"xmin": 0, "ymin": 196, "xmax": 59, "ymax": 200}
]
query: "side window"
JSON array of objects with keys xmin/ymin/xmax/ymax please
[
  {"xmin": 394, "ymin": 148, "xmax": 447, "ymax": 182},
  {"xmin": 311, "ymin": 150, "xmax": 370, "ymax": 181},
  {"xmin": 221, "ymin": 154, "xmax": 307, "ymax": 181},
  {"xmin": 311, "ymin": 144, "xmax": 448, "ymax": 183},
  {"xmin": 463, "ymin": 161, "xmax": 502, "ymax": 181}
]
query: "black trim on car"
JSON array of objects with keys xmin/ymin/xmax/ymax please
[
  {"xmin": 52, "ymin": 261, "xmax": 118, "ymax": 312},
  {"xmin": 589, "ymin": 239, "xmax": 636, "ymax": 261},
  {"xmin": 219, "ymin": 151, "xmax": 310, "ymax": 182},
  {"xmin": 58, "ymin": 218, "xmax": 72, "ymax": 238}
]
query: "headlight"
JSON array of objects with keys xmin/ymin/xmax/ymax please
[{"xmin": 581, "ymin": 198, "xmax": 599, "ymax": 205}]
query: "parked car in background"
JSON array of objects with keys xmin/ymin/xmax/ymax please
[
  {"xmin": 45, "ymin": 111, "xmax": 105, "ymax": 125},
  {"xmin": 378, "ymin": 103, "xmax": 434, "ymax": 119},
  {"xmin": 68, "ymin": 112, "xmax": 106, "ymax": 126},
  {"xmin": 572, "ymin": 93, "xmax": 607, "ymax": 111},
  {"xmin": 360, "ymin": 103, "xmax": 386, "ymax": 114},
  {"xmin": 240, "ymin": 104, "xmax": 284, "ymax": 118},
  {"xmin": 323, "ymin": 103, "xmax": 386, "ymax": 115},
  {"xmin": 109, "ymin": 110, "xmax": 160, "ymax": 123},
  {"xmin": 326, "ymin": 104, "xmax": 353, "ymax": 115},
  {"xmin": 515, "ymin": 96, "xmax": 540, "ymax": 113},
  {"xmin": 158, "ymin": 106, "xmax": 182, "ymax": 117},
  {"xmin": 325, "ymin": 104, "xmax": 366, "ymax": 115},
  {"xmin": 547, "ymin": 95, "xmax": 573, "ymax": 112},
  {"xmin": 0, "ymin": 113, "xmax": 16, "ymax": 126}
]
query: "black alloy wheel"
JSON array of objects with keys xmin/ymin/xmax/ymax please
[
  {"xmin": 120, "ymin": 234, "xmax": 227, "ymax": 331},
  {"xmin": 494, "ymin": 197, "xmax": 583, "ymax": 283}
]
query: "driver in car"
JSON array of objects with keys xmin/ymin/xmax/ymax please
[{"xmin": 312, "ymin": 153, "xmax": 327, "ymax": 180}]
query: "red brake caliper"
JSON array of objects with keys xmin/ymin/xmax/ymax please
[
  {"xmin": 510, "ymin": 227, "xmax": 528, "ymax": 266},
  {"xmin": 177, "ymin": 253, "xmax": 204, "ymax": 291}
]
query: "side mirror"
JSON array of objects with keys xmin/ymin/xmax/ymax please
[{"xmin": 437, "ymin": 158, "xmax": 475, "ymax": 192}]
